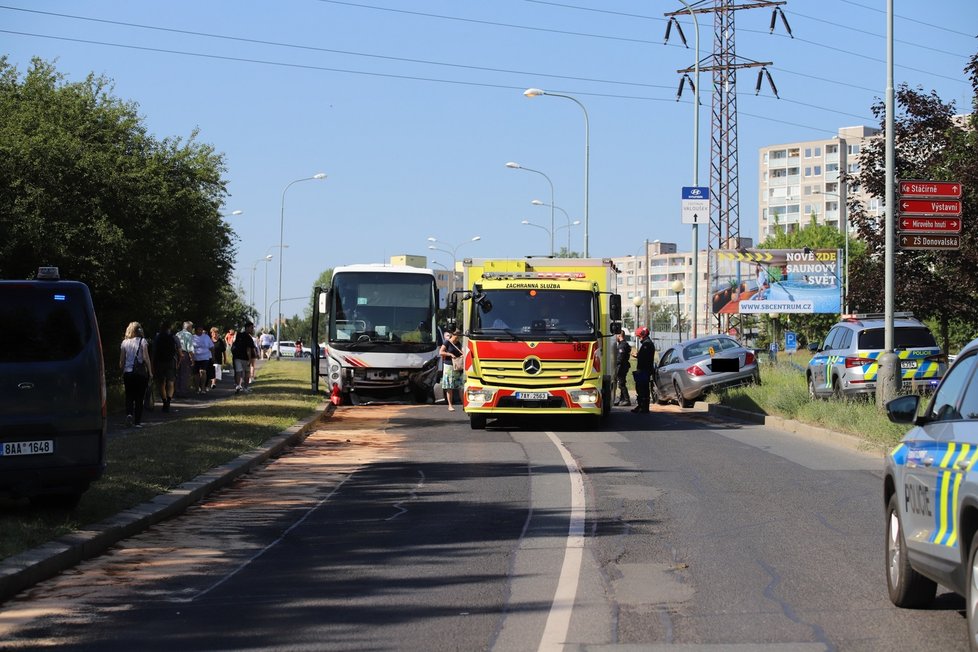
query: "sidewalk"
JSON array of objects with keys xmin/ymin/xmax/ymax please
[{"xmin": 108, "ymin": 361, "xmax": 264, "ymax": 438}]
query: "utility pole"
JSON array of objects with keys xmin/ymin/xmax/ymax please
[{"xmin": 666, "ymin": 0, "xmax": 791, "ymax": 335}]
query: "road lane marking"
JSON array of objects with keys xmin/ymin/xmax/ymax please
[
  {"xmin": 184, "ymin": 475, "xmax": 352, "ymax": 603},
  {"xmin": 538, "ymin": 431, "xmax": 586, "ymax": 652}
]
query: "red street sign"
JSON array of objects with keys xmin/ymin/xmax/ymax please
[
  {"xmin": 898, "ymin": 198, "xmax": 962, "ymax": 216},
  {"xmin": 899, "ymin": 180, "xmax": 962, "ymax": 198},
  {"xmin": 899, "ymin": 234, "xmax": 960, "ymax": 250},
  {"xmin": 899, "ymin": 217, "xmax": 962, "ymax": 233}
]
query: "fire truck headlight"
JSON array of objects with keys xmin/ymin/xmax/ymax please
[
  {"xmin": 569, "ymin": 388, "xmax": 599, "ymax": 405},
  {"xmin": 466, "ymin": 387, "xmax": 495, "ymax": 406},
  {"xmin": 329, "ymin": 363, "xmax": 340, "ymax": 373}
]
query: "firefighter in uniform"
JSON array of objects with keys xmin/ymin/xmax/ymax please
[
  {"xmin": 631, "ymin": 327, "xmax": 655, "ymax": 414},
  {"xmin": 613, "ymin": 331, "xmax": 632, "ymax": 406}
]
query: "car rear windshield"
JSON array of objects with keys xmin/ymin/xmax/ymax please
[
  {"xmin": 0, "ymin": 285, "xmax": 93, "ymax": 363},
  {"xmin": 857, "ymin": 326, "xmax": 937, "ymax": 350}
]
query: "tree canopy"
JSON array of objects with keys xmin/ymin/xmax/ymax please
[
  {"xmin": 0, "ymin": 58, "xmax": 249, "ymax": 374},
  {"xmin": 845, "ymin": 50, "xmax": 978, "ymax": 351}
]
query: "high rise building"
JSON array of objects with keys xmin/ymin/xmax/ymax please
[{"xmin": 758, "ymin": 125, "xmax": 883, "ymax": 240}]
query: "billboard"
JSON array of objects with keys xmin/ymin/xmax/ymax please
[{"xmin": 711, "ymin": 248, "xmax": 842, "ymax": 315}]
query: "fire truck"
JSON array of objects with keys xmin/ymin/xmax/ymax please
[{"xmin": 452, "ymin": 258, "xmax": 622, "ymax": 430}]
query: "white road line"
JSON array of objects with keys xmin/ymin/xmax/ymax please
[{"xmin": 538, "ymin": 431, "xmax": 586, "ymax": 652}]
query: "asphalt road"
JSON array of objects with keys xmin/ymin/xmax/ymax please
[{"xmin": 0, "ymin": 403, "xmax": 971, "ymax": 651}]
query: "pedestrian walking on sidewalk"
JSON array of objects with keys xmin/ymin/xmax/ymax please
[
  {"xmin": 120, "ymin": 322, "xmax": 153, "ymax": 428},
  {"xmin": 152, "ymin": 321, "xmax": 178, "ymax": 412},
  {"xmin": 231, "ymin": 321, "xmax": 258, "ymax": 393}
]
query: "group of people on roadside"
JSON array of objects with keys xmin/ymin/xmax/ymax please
[
  {"xmin": 439, "ymin": 328, "xmax": 465, "ymax": 411},
  {"xmin": 614, "ymin": 327, "xmax": 656, "ymax": 414},
  {"xmin": 119, "ymin": 320, "xmax": 261, "ymax": 428}
]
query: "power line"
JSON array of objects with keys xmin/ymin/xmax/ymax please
[
  {"xmin": 0, "ymin": 28, "xmax": 854, "ymax": 137},
  {"xmin": 314, "ymin": 0, "xmax": 662, "ymax": 45},
  {"xmin": 788, "ymin": 9, "xmax": 970, "ymax": 59},
  {"xmin": 0, "ymin": 5, "xmax": 674, "ymax": 91},
  {"xmin": 838, "ymin": 0, "xmax": 978, "ymax": 39}
]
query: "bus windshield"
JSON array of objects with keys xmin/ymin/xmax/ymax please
[
  {"xmin": 470, "ymin": 288, "xmax": 596, "ymax": 338},
  {"xmin": 329, "ymin": 271, "xmax": 438, "ymax": 351}
]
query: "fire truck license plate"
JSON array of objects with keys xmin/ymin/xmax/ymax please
[
  {"xmin": 515, "ymin": 392, "xmax": 548, "ymax": 401},
  {"xmin": 1, "ymin": 440, "xmax": 54, "ymax": 456}
]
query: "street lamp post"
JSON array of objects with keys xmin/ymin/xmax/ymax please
[
  {"xmin": 523, "ymin": 88, "xmax": 590, "ymax": 257},
  {"xmin": 264, "ymin": 244, "xmax": 287, "ymax": 333},
  {"xmin": 506, "ymin": 162, "xmax": 554, "ymax": 256},
  {"xmin": 671, "ymin": 279, "xmax": 685, "ymax": 342},
  {"xmin": 532, "ymin": 199, "xmax": 577, "ymax": 254},
  {"xmin": 250, "ymin": 255, "xmax": 273, "ymax": 324},
  {"xmin": 427, "ymin": 235, "xmax": 481, "ymax": 296},
  {"xmin": 520, "ymin": 219, "xmax": 552, "ymax": 252},
  {"xmin": 277, "ymin": 173, "xmax": 326, "ymax": 351},
  {"xmin": 632, "ymin": 295, "xmax": 644, "ymax": 332}
]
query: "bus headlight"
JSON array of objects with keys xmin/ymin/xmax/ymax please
[
  {"xmin": 466, "ymin": 387, "xmax": 496, "ymax": 406},
  {"xmin": 569, "ymin": 388, "xmax": 599, "ymax": 405}
]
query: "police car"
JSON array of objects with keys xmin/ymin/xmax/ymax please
[
  {"xmin": 807, "ymin": 312, "xmax": 945, "ymax": 399},
  {"xmin": 884, "ymin": 336, "xmax": 978, "ymax": 647}
]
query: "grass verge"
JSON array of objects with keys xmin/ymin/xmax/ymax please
[
  {"xmin": 709, "ymin": 358, "xmax": 912, "ymax": 448},
  {"xmin": 0, "ymin": 360, "xmax": 322, "ymax": 561}
]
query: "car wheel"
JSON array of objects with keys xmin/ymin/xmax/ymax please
[
  {"xmin": 968, "ymin": 531, "xmax": 978, "ymax": 652},
  {"xmin": 832, "ymin": 376, "xmax": 844, "ymax": 400},
  {"xmin": 469, "ymin": 414, "xmax": 487, "ymax": 430},
  {"xmin": 886, "ymin": 493, "xmax": 936, "ymax": 607},
  {"xmin": 674, "ymin": 380, "xmax": 695, "ymax": 409},
  {"xmin": 807, "ymin": 374, "xmax": 819, "ymax": 400}
]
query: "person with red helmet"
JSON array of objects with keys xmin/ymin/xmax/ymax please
[{"xmin": 631, "ymin": 326, "xmax": 656, "ymax": 413}]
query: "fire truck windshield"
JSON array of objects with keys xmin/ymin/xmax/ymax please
[{"xmin": 471, "ymin": 288, "xmax": 596, "ymax": 337}]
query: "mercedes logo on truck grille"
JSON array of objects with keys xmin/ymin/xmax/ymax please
[{"xmin": 523, "ymin": 357, "xmax": 542, "ymax": 375}]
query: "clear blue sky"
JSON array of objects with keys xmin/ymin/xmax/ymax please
[{"xmin": 3, "ymin": 1, "xmax": 976, "ymax": 318}]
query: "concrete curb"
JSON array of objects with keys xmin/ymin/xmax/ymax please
[
  {"xmin": 0, "ymin": 403, "xmax": 331, "ymax": 604},
  {"xmin": 705, "ymin": 403, "xmax": 889, "ymax": 458}
]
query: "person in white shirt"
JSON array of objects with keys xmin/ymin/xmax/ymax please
[{"xmin": 191, "ymin": 324, "xmax": 214, "ymax": 394}]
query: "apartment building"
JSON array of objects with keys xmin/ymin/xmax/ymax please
[
  {"xmin": 758, "ymin": 125, "xmax": 882, "ymax": 239},
  {"xmin": 612, "ymin": 239, "xmax": 754, "ymax": 339}
]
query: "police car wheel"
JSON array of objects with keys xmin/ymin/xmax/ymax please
[
  {"xmin": 886, "ymin": 493, "xmax": 936, "ymax": 607},
  {"xmin": 968, "ymin": 531, "xmax": 978, "ymax": 650},
  {"xmin": 807, "ymin": 375, "xmax": 819, "ymax": 401},
  {"xmin": 832, "ymin": 377, "xmax": 844, "ymax": 400}
]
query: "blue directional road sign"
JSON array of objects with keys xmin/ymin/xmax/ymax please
[{"xmin": 681, "ymin": 186, "xmax": 710, "ymax": 225}]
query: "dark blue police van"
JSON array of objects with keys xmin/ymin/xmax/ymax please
[{"xmin": 0, "ymin": 267, "xmax": 106, "ymax": 507}]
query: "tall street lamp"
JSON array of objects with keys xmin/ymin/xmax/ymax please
[
  {"xmin": 671, "ymin": 279, "xmax": 685, "ymax": 342},
  {"xmin": 277, "ymin": 173, "xmax": 326, "ymax": 350},
  {"xmin": 427, "ymin": 235, "xmax": 481, "ymax": 295},
  {"xmin": 632, "ymin": 295, "xmax": 644, "ymax": 331},
  {"xmin": 520, "ymin": 219, "xmax": 552, "ymax": 252},
  {"xmin": 506, "ymin": 162, "xmax": 554, "ymax": 256},
  {"xmin": 264, "ymin": 244, "xmax": 288, "ymax": 333},
  {"xmin": 523, "ymin": 88, "xmax": 590, "ymax": 257},
  {"xmin": 250, "ymin": 255, "xmax": 273, "ymax": 324},
  {"xmin": 532, "ymin": 199, "xmax": 576, "ymax": 254}
]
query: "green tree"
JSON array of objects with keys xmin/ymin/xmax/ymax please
[
  {"xmin": 0, "ymin": 58, "xmax": 244, "ymax": 374},
  {"xmin": 845, "ymin": 49, "xmax": 978, "ymax": 352}
]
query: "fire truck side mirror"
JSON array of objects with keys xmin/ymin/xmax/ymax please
[{"xmin": 609, "ymin": 294, "xmax": 622, "ymax": 321}]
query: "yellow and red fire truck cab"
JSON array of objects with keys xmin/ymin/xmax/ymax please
[{"xmin": 458, "ymin": 258, "xmax": 621, "ymax": 430}]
